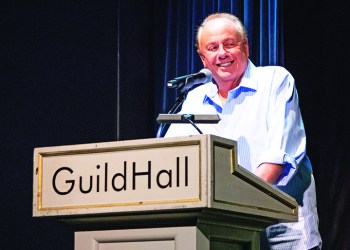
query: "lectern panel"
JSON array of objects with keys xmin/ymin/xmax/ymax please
[{"xmin": 34, "ymin": 135, "xmax": 298, "ymax": 250}]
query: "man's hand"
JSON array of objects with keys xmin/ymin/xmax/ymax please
[{"xmin": 254, "ymin": 163, "xmax": 284, "ymax": 184}]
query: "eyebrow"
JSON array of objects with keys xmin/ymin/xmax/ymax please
[
  {"xmin": 222, "ymin": 38, "xmax": 239, "ymax": 43},
  {"xmin": 204, "ymin": 38, "xmax": 239, "ymax": 47},
  {"xmin": 205, "ymin": 42, "xmax": 217, "ymax": 47}
]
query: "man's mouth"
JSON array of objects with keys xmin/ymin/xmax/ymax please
[{"xmin": 217, "ymin": 61, "xmax": 233, "ymax": 67}]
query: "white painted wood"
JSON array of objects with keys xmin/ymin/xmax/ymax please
[
  {"xmin": 33, "ymin": 134, "xmax": 300, "ymax": 250},
  {"xmin": 75, "ymin": 227, "xmax": 196, "ymax": 250},
  {"xmin": 33, "ymin": 134, "xmax": 297, "ymax": 222}
]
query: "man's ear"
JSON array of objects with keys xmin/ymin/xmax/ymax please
[
  {"xmin": 243, "ymin": 38, "xmax": 249, "ymax": 58},
  {"xmin": 197, "ymin": 50, "xmax": 207, "ymax": 67}
]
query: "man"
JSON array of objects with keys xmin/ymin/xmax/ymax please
[{"xmin": 165, "ymin": 13, "xmax": 322, "ymax": 249}]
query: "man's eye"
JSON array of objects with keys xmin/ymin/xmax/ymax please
[
  {"xmin": 207, "ymin": 45, "xmax": 218, "ymax": 51},
  {"xmin": 224, "ymin": 42, "xmax": 236, "ymax": 48}
]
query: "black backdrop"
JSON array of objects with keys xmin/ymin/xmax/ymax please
[{"xmin": 1, "ymin": 1, "xmax": 349, "ymax": 249}]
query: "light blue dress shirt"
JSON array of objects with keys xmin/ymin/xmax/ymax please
[{"xmin": 165, "ymin": 60, "xmax": 322, "ymax": 249}]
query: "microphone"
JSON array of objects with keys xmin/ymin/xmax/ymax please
[{"xmin": 167, "ymin": 68, "xmax": 212, "ymax": 92}]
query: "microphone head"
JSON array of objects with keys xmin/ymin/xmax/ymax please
[{"xmin": 199, "ymin": 68, "xmax": 212, "ymax": 83}]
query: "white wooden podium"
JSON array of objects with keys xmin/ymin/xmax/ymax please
[{"xmin": 33, "ymin": 134, "xmax": 298, "ymax": 250}]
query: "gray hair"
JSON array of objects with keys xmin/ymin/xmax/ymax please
[{"xmin": 196, "ymin": 13, "xmax": 247, "ymax": 49}]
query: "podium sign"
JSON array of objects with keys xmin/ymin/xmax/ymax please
[{"xmin": 33, "ymin": 136, "xmax": 211, "ymax": 217}]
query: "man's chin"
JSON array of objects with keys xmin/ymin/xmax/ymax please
[{"xmin": 217, "ymin": 72, "xmax": 235, "ymax": 81}]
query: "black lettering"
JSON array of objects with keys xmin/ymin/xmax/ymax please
[
  {"xmin": 112, "ymin": 161, "xmax": 127, "ymax": 191},
  {"xmin": 96, "ymin": 165, "xmax": 100, "ymax": 192},
  {"xmin": 133, "ymin": 161, "xmax": 151, "ymax": 190},
  {"xmin": 79, "ymin": 176, "xmax": 93, "ymax": 194},
  {"xmin": 52, "ymin": 167, "xmax": 74, "ymax": 195},
  {"xmin": 157, "ymin": 169, "xmax": 172, "ymax": 188},
  {"xmin": 185, "ymin": 156, "xmax": 188, "ymax": 186},
  {"xmin": 104, "ymin": 163, "xmax": 108, "ymax": 192},
  {"xmin": 176, "ymin": 157, "xmax": 180, "ymax": 187}
]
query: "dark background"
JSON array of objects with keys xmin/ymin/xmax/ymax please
[{"xmin": 1, "ymin": 1, "xmax": 349, "ymax": 249}]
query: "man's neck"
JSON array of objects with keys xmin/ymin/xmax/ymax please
[{"xmin": 218, "ymin": 90, "xmax": 227, "ymax": 105}]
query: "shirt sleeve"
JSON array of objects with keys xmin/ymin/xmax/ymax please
[{"xmin": 256, "ymin": 67, "xmax": 307, "ymax": 186}]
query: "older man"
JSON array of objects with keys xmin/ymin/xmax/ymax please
[{"xmin": 165, "ymin": 13, "xmax": 322, "ymax": 249}]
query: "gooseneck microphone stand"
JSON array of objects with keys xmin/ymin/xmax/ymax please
[
  {"xmin": 156, "ymin": 89, "xmax": 198, "ymax": 138},
  {"xmin": 156, "ymin": 70, "xmax": 219, "ymax": 138}
]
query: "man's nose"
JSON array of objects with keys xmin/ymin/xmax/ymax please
[{"xmin": 217, "ymin": 44, "xmax": 228, "ymax": 58}]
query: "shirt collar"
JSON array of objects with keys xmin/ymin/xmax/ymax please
[
  {"xmin": 204, "ymin": 59, "xmax": 258, "ymax": 100},
  {"xmin": 238, "ymin": 59, "xmax": 258, "ymax": 91}
]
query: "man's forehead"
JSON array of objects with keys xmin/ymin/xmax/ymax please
[
  {"xmin": 201, "ymin": 18, "xmax": 239, "ymax": 37},
  {"xmin": 201, "ymin": 19, "xmax": 239, "ymax": 39},
  {"xmin": 203, "ymin": 17, "xmax": 237, "ymax": 30}
]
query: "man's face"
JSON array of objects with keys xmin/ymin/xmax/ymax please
[{"xmin": 197, "ymin": 18, "xmax": 249, "ymax": 89}]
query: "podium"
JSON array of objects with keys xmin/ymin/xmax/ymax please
[{"xmin": 33, "ymin": 134, "xmax": 298, "ymax": 250}]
